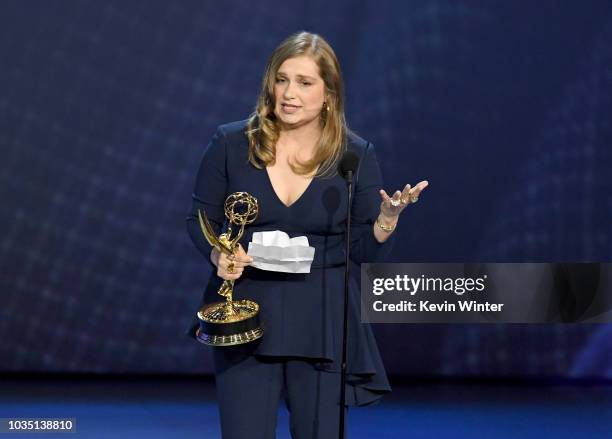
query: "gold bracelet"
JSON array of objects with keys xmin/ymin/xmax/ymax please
[{"xmin": 376, "ymin": 216, "xmax": 397, "ymax": 233}]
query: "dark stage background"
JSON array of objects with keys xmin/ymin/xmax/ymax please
[{"xmin": 1, "ymin": 0, "xmax": 611, "ymax": 378}]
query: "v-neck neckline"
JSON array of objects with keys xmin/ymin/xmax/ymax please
[{"xmin": 264, "ymin": 166, "xmax": 317, "ymax": 209}]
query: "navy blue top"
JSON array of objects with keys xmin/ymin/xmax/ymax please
[{"xmin": 185, "ymin": 119, "xmax": 396, "ymax": 406}]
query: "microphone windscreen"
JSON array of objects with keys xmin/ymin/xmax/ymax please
[{"xmin": 338, "ymin": 151, "xmax": 359, "ymax": 179}]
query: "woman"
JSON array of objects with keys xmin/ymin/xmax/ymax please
[{"xmin": 186, "ymin": 31, "xmax": 428, "ymax": 439}]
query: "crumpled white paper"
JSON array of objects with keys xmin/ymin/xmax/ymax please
[{"xmin": 247, "ymin": 230, "xmax": 315, "ymax": 273}]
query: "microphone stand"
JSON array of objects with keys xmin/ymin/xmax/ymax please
[{"xmin": 339, "ymin": 169, "xmax": 353, "ymax": 439}]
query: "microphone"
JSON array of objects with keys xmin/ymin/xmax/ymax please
[
  {"xmin": 337, "ymin": 150, "xmax": 360, "ymax": 439},
  {"xmin": 338, "ymin": 150, "xmax": 359, "ymax": 184}
]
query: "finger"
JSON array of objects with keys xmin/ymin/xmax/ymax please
[
  {"xmin": 218, "ymin": 268, "xmax": 233, "ymax": 280},
  {"xmin": 227, "ymin": 251, "xmax": 250, "ymax": 267},
  {"xmin": 379, "ymin": 189, "xmax": 391, "ymax": 203},
  {"xmin": 391, "ymin": 190, "xmax": 403, "ymax": 206},
  {"xmin": 219, "ymin": 253, "xmax": 229, "ymax": 265},
  {"xmin": 236, "ymin": 243, "xmax": 253, "ymax": 260},
  {"xmin": 379, "ymin": 190, "xmax": 396, "ymax": 207},
  {"xmin": 223, "ymin": 261, "xmax": 249, "ymax": 270},
  {"xmin": 235, "ymin": 253, "xmax": 253, "ymax": 264},
  {"xmin": 414, "ymin": 180, "xmax": 429, "ymax": 192},
  {"xmin": 219, "ymin": 266, "xmax": 243, "ymax": 278},
  {"xmin": 400, "ymin": 184, "xmax": 412, "ymax": 201},
  {"xmin": 230, "ymin": 245, "xmax": 253, "ymax": 264},
  {"xmin": 223, "ymin": 260, "xmax": 245, "ymax": 272},
  {"xmin": 227, "ymin": 266, "xmax": 244, "ymax": 275},
  {"xmin": 410, "ymin": 181, "xmax": 429, "ymax": 198}
]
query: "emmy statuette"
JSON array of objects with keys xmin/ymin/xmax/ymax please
[{"xmin": 195, "ymin": 192, "xmax": 263, "ymax": 346}]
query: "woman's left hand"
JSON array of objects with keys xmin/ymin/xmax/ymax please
[{"xmin": 379, "ymin": 180, "xmax": 429, "ymax": 218}]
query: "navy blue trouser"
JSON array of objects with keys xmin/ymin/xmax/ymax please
[{"xmin": 213, "ymin": 346, "xmax": 347, "ymax": 439}]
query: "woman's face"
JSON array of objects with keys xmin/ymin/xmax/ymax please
[{"xmin": 273, "ymin": 55, "xmax": 326, "ymax": 130}]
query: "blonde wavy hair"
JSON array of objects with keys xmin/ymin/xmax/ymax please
[{"xmin": 246, "ymin": 31, "xmax": 351, "ymax": 179}]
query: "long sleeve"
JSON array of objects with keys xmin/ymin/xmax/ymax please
[
  {"xmin": 186, "ymin": 126, "xmax": 228, "ymax": 266},
  {"xmin": 349, "ymin": 142, "xmax": 396, "ymax": 264}
]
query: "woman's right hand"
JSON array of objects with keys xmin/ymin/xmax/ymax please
[{"xmin": 210, "ymin": 243, "xmax": 253, "ymax": 281}]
